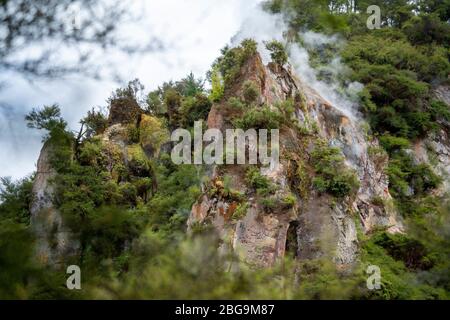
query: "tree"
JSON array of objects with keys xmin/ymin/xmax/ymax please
[
  {"xmin": 402, "ymin": 14, "xmax": 450, "ymax": 46},
  {"xmin": 417, "ymin": 0, "xmax": 450, "ymax": 21},
  {"xmin": 0, "ymin": 176, "xmax": 33, "ymax": 223},
  {"xmin": 25, "ymin": 104, "xmax": 67, "ymax": 133},
  {"xmin": 108, "ymin": 79, "xmax": 145, "ymax": 104},
  {"xmin": 80, "ymin": 107, "xmax": 108, "ymax": 139},
  {"xmin": 174, "ymin": 72, "xmax": 205, "ymax": 97},
  {"xmin": 265, "ymin": 40, "xmax": 288, "ymax": 66}
]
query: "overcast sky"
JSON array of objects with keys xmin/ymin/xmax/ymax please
[{"xmin": 0, "ymin": 0, "xmax": 263, "ymax": 179}]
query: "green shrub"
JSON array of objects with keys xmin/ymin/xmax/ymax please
[
  {"xmin": 245, "ymin": 167, "xmax": 270, "ymax": 191},
  {"xmin": 372, "ymin": 232, "xmax": 434, "ymax": 270},
  {"xmin": 379, "ymin": 135, "xmax": 410, "ymax": 153},
  {"xmin": 387, "ymin": 151, "xmax": 441, "ymax": 201},
  {"xmin": 209, "ymin": 66, "xmax": 224, "ymax": 102},
  {"xmin": 265, "ymin": 40, "xmax": 288, "ymax": 65},
  {"xmin": 81, "ymin": 107, "xmax": 108, "ymax": 138},
  {"xmin": 227, "ymin": 97, "xmax": 245, "ymax": 111},
  {"xmin": 276, "ymin": 98, "xmax": 295, "ymax": 120},
  {"xmin": 310, "ymin": 142, "xmax": 359, "ymax": 198},
  {"xmin": 232, "ymin": 203, "xmax": 249, "ymax": 221},
  {"xmin": 133, "ymin": 177, "xmax": 153, "ymax": 202},
  {"xmin": 283, "ymin": 193, "xmax": 296, "ymax": 207},
  {"xmin": 342, "ymin": 32, "xmax": 449, "ymax": 139},
  {"xmin": 0, "ymin": 176, "xmax": 34, "ymax": 224},
  {"xmin": 403, "ymin": 14, "xmax": 450, "ymax": 46},
  {"xmin": 242, "ymin": 80, "xmax": 259, "ymax": 104},
  {"xmin": 430, "ymin": 100, "xmax": 450, "ymax": 123},
  {"xmin": 118, "ymin": 183, "xmax": 138, "ymax": 207},
  {"xmin": 233, "ymin": 105, "xmax": 282, "ymax": 130},
  {"xmin": 220, "ymin": 175, "xmax": 244, "ymax": 201},
  {"xmin": 78, "ymin": 138, "xmax": 104, "ymax": 166},
  {"xmin": 212, "ymin": 39, "xmax": 257, "ymax": 88},
  {"xmin": 179, "ymin": 94, "xmax": 212, "ymax": 127},
  {"xmin": 360, "ymin": 235, "xmax": 444, "ymax": 300},
  {"xmin": 371, "ymin": 196, "xmax": 385, "ymax": 207},
  {"xmin": 126, "ymin": 124, "xmax": 140, "ymax": 143},
  {"xmin": 261, "ymin": 197, "xmax": 277, "ymax": 212}
]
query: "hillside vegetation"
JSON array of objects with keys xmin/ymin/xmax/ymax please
[{"xmin": 1, "ymin": 0, "xmax": 449, "ymax": 299}]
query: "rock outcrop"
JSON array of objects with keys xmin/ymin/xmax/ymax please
[
  {"xmin": 30, "ymin": 142, "xmax": 79, "ymax": 267},
  {"xmin": 30, "ymin": 100, "xmax": 170, "ymax": 267},
  {"xmin": 188, "ymin": 52, "xmax": 403, "ymax": 268}
]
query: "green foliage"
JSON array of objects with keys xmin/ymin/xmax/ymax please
[
  {"xmin": 310, "ymin": 142, "xmax": 360, "ymax": 198},
  {"xmin": 430, "ymin": 100, "xmax": 450, "ymax": 123},
  {"xmin": 146, "ymin": 155, "xmax": 202, "ymax": 235},
  {"xmin": 227, "ymin": 97, "xmax": 245, "ymax": 111},
  {"xmin": 260, "ymin": 197, "xmax": 277, "ymax": 212},
  {"xmin": 108, "ymin": 78, "xmax": 143, "ymax": 103},
  {"xmin": 283, "ymin": 193, "xmax": 297, "ymax": 207},
  {"xmin": 372, "ymin": 232, "xmax": 434, "ymax": 270},
  {"xmin": 81, "ymin": 107, "xmax": 108, "ymax": 138},
  {"xmin": 78, "ymin": 138, "xmax": 105, "ymax": 166},
  {"xmin": 378, "ymin": 135, "xmax": 410, "ymax": 153},
  {"xmin": 55, "ymin": 165, "xmax": 113, "ymax": 222},
  {"xmin": 265, "ymin": 40, "xmax": 288, "ymax": 65},
  {"xmin": 242, "ymin": 80, "xmax": 259, "ymax": 104},
  {"xmin": 25, "ymin": 104, "xmax": 66, "ymax": 132},
  {"xmin": 118, "ymin": 183, "xmax": 138, "ymax": 207},
  {"xmin": 212, "ymin": 39, "xmax": 258, "ymax": 88},
  {"xmin": 387, "ymin": 150, "xmax": 441, "ymax": 201},
  {"xmin": 90, "ymin": 233, "xmax": 290, "ymax": 299},
  {"xmin": 0, "ymin": 210, "xmax": 79, "ymax": 299},
  {"xmin": 175, "ymin": 72, "xmax": 205, "ymax": 97},
  {"xmin": 209, "ymin": 66, "xmax": 224, "ymax": 102},
  {"xmin": 0, "ymin": 176, "xmax": 34, "ymax": 224},
  {"xmin": 127, "ymin": 144, "xmax": 152, "ymax": 177},
  {"xmin": 133, "ymin": 177, "xmax": 153, "ymax": 202},
  {"xmin": 146, "ymin": 74, "xmax": 209, "ymax": 128},
  {"xmin": 147, "ymin": 73, "xmax": 206, "ymax": 114},
  {"xmin": 126, "ymin": 124, "xmax": 140, "ymax": 143},
  {"xmin": 138, "ymin": 114, "xmax": 169, "ymax": 158},
  {"xmin": 0, "ymin": 221, "xmax": 37, "ymax": 299},
  {"xmin": 360, "ymin": 234, "xmax": 446, "ymax": 299},
  {"xmin": 402, "ymin": 14, "xmax": 450, "ymax": 46},
  {"xmin": 276, "ymin": 98, "xmax": 296, "ymax": 123},
  {"xmin": 178, "ymin": 93, "xmax": 212, "ymax": 127},
  {"xmin": 79, "ymin": 206, "xmax": 142, "ymax": 267},
  {"xmin": 342, "ymin": 32, "xmax": 449, "ymax": 138},
  {"xmin": 233, "ymin": 105, "xmax": 282, "ymax": 130},
  {"xmin": 25, "ymin": 105, "xmax": 68, "ymax": 141}
]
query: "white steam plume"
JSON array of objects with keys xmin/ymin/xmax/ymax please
[{"xmin": 231, "ymin": 3, "xmax": 363, "ymax": 120}]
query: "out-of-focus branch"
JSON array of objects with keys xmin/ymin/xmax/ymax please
[{"xmin": 0, "ymin": 0, "xmax": 164, "ymax": 82}]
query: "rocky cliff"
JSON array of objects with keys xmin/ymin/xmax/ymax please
[
  {"xmin": 188, "ymin": 52, "xmax": 404, "ymax": 268},
  {"xmin": 29, "ymin": 50, "xmax": 449, "ymax": 273},
  {"xmin": 30, "ymin": 142, "xmax": 79, "ymax": 267}
]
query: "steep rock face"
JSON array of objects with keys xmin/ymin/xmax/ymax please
[
  {"xmin": 30, "ymin": 142, "xmax": 79, "ymax": 267},
  {"xmin": 189, "ymin": 53, "xmax": 403, "ymax": 268},
  {"xmin": 413, "ymin": 86, "xmax": 450, "ymax": 193},
  {"xmin": 30, "ymin": 113, "xmax": 167, "ymax": 267}
]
